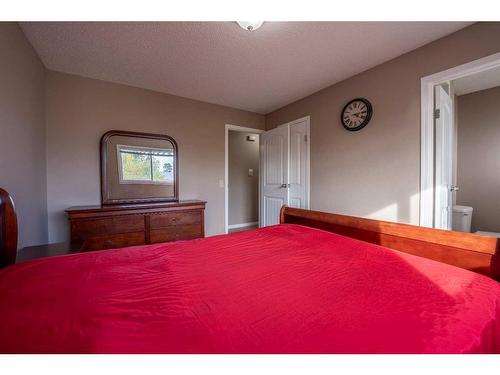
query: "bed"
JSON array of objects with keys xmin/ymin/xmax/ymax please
[{"xmin": 0, "ymin": 188, "xmax": 499, "ymax": 353}]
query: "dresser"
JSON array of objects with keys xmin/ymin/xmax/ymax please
[{"xmin": 66, "ymin": 200, "xmax": 206, "ymax": 251}]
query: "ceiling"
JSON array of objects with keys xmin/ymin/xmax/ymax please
[
  {"xmin": 20, "ymin": 22, "xmax": 472, "ymax": 114},
  {"xmin": 452, "ymin": 65, "xmax": 500, "ymax": 96}
]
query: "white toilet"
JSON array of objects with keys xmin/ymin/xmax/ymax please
[
  {"xmin": 452, "ymin": 205, "xmax": 500, "ymax": 237},
  {"xmin": 452, "ymin": 205, "xmax": 473, "ymax": 233}
]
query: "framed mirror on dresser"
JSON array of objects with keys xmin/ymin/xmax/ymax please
[
  {"xmin": 101, "ymin": 130, "xmax": 179, "ymax": 204},
  {"xmin": 66, "ymin": 130, "xmax": 206, "ymax": 252}
]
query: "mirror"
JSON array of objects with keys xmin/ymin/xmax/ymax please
[{"xmin": 101, "ymin": 130, "xmax": 178, "ymax": 205}]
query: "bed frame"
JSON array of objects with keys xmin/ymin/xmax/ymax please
[
  {"xmin": 1, "ymin": 188, "xmax": 499, "ymax": 281},
  {"xmin": 0, "ymin": 188, "xmax": 18, "ymax": 268},
  {"xmin": 280, "ymin": 206, "xmax": 500, "ymax": 281}
]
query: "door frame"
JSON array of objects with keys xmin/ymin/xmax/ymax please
[
  {"xmin": 260, "ymin": 116, "xmax": 311, "ymax": 227},
  {"xmin": 420, "ymin": 51, "xmax": 500, "ymax": 228},
  {"xmin": 224, "ymin": 124, "xmax": 264, "ymax": 234}
]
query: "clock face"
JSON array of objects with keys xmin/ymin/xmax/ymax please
[{"xmin": 341, "ymin": 98, "xmax": 373, "ymax": 131}]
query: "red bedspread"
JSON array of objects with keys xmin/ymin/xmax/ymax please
[{"xmin": 0, "ymin": 224, "xmax": 499, "ymax": 353}]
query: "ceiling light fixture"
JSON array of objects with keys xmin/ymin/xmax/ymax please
[{"xmin": 236, "ymin": 21, "xmax": 264, "ymax": 31}]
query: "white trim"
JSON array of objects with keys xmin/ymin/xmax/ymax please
[
  {"xmin": 227, "ymin": 221, "xmax": 259, "ymax": 230},
  {"xmin": 225, "ymin": 124, "xmax": 264, "ymax": 234},
  {"xmin": 420, "ymin": 52, "xmax": 500, "ymax": 227}
]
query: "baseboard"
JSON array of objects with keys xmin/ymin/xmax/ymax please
[{"xmin": 228, "ymin": 221, "xmax": 259, "ymax": 230}]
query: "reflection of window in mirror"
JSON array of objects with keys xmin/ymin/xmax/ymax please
[{"xmin": 117, "ymin": 145, "xmax": 174, "ymax": 185}]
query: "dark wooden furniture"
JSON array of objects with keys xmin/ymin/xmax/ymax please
[
  {"xmin": 0, "ymin": 188, "xmax": 17, "ymax": 268},
  {"xmin": 280, "ymin": 205, "xmax": 500, "ymax": 281},
  {"xmin": 66, "ymin": 200, "xmax": 206, "ymax": 251},
  {"xmin": 16, "ymin": 242, "xmax": 80, "ymax": 263}
]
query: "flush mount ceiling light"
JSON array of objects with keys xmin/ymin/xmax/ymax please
[{"xmin": 236, "ymin": 21, "xmax": 264, "ymax": 31}]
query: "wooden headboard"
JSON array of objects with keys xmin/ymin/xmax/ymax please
[
  {"xmin": 0, "ymin": 188, "xmax": 18, "ymax": 268},
  {"xmin": 280, "ymin": 206, "xmax": 500, "ymax": 281}
]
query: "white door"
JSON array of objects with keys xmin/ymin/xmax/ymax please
[
  {"xmin": 288, "ymin": 119, "xmax": 310, "ymax": 209},
  {"xmin": 434, "ymin": 85, "xmax": 454, "ymax": 230},
  {"xmin": 260, "ymin": 117, "xmax": 310, "ymax": 227},
  {"xmin": 260, "ymin": 125, "xmax": 288, "ymax": 226}
]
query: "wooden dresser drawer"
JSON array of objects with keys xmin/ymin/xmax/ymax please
[
  {"xmin": 81, "ymin": 232, "xmax": 146, "ymax": 251},
  {"xmin": 66, "ymin": 200, "xmax": 206, "ymax": 251},
  {"xmin": 71, "ymin": 215, "xmax": 145, "ymax": 242},
  {"xmin": 150, "ymin": 224, "xmax": 203, "ymax": 244},
  {"xmin": 150, "ymin": 211, "xmax": 201, "ymax": 228}
]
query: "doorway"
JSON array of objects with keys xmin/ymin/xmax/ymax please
[
  {"xmin": 420, "ymin": 52, "xmax": 500, "ymax": 234},
  {"xmin": 260, "ymin": 116, "xmax": 310, "ymax": 227},
  {"xmin": 224, "ymin": 124, "xmax": 264, "ymax": 234}
]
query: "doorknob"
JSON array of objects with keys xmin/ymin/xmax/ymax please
[
  {"xmin": 280, "ymin": 184, "xmax": 287, "ymax": 188},
  {"xmin": 450, "ymin": 185, "xmax": 459, "ymax": 192}
]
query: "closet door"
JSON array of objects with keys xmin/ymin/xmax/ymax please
[
  {"xmin": 260, "ymin": 125, "xmax": 289, "ymax": 227},
  {"xmin": 260, "ymin": 117, "xmax": 310, "ymax": 227},
  {"xmin": 288, "ymin": 119, "xmax": 309, "ymax": 209}
]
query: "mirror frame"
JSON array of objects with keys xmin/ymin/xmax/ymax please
[{"xmin": 100, "ymin": 130, "xmax": 179, "ymax": 205}]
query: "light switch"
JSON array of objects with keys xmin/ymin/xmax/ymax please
[
  {"xmin": 248, "ymin": 169, "xmax": 254, "ymax": 177},
  {"xmin": 219, "ymin": 179, "xmax": 225, "ymax": 188}
]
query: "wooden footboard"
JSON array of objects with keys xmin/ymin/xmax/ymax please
[{"xmin": 280, "ymin": 206, "xmax": 500, "ymax": 281}]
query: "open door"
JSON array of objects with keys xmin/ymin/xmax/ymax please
[
  {"xmin": 260, "ymin": 117, "xmax": 310, "ymax": 227},
  {"xmin": 434, "ymin": 85, "xmax": 454, "ymax": 230}
]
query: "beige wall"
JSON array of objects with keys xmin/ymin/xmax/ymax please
[
  {"xmin": 45, "ymin": 71, "xmax": 265, "ymax": 242},
  {"xmin": 456, "ymin": 86, "xmax": 500, "ymax": 232},
  {"xmin": 228, "ymin": 131, "xmax": 260, "ymax": 225},
  {"xmin": 0, "ymin": 23, "xmax": 47, "ymax": 248},
  {"xmin": 266, "ymin": 22, "xmax": 500, "ymax": 225}
]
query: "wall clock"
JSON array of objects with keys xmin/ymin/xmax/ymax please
[{"xmin": 341, "ymin": 98, "xmax": 373, "ymax": 131}]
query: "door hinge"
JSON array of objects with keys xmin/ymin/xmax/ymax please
[{"xmin": 434, "ymin": 109, "xmax": 440, "ymax": 119}]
